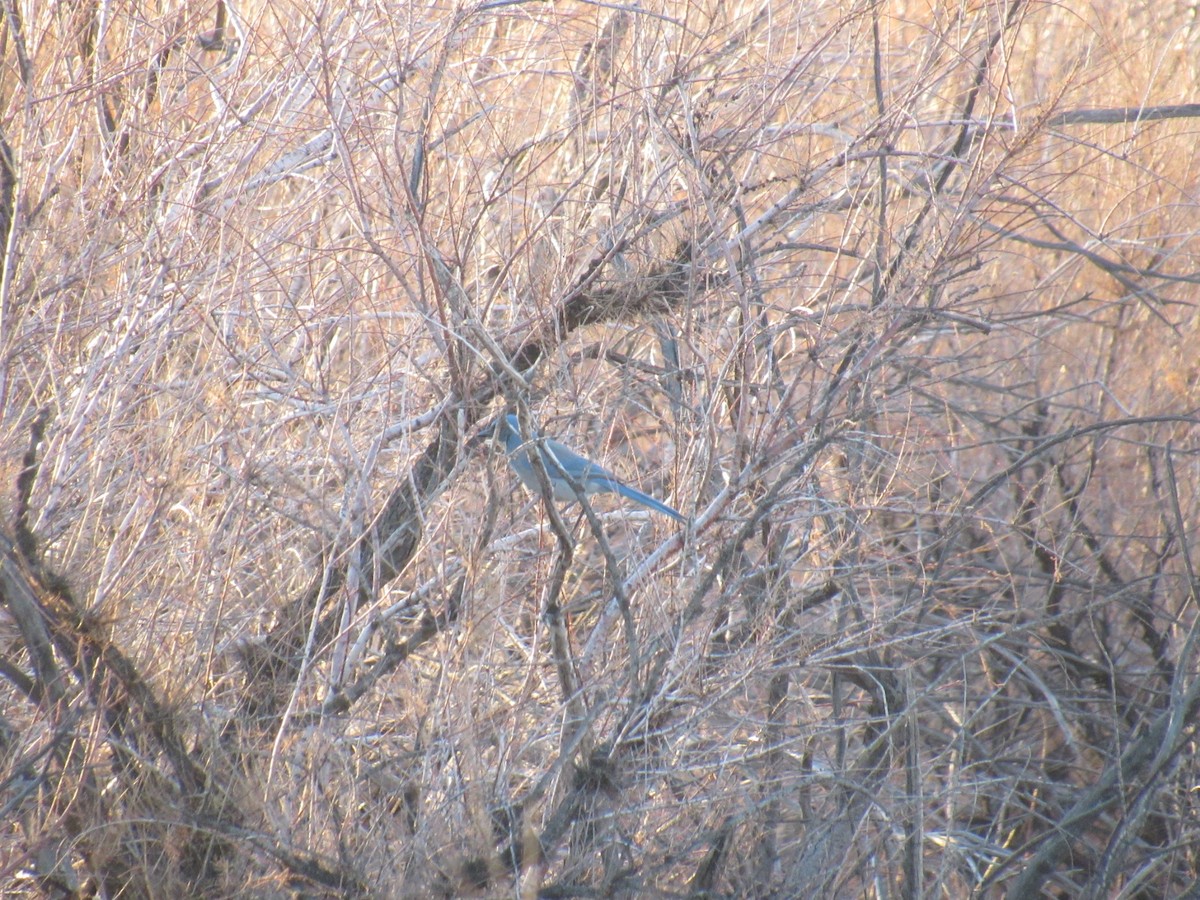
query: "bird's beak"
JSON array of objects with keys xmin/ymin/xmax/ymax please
[{"xmin": 470, "ymin": 417, "xmax": 500, "ymax": 453}]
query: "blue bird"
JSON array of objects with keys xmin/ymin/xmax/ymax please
[{"xmin": 489, "ymin": 413, "xmax": 685, "ymax": 523}]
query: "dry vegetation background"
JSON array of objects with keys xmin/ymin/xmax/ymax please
[{"xmin": 2, "ymin": 0, "xmax": 1200, "ymax": 896}]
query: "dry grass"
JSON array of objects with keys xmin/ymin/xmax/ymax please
[{"xmin": 2, "ymin": 0, "xmax": 1200, "ymax": 896}]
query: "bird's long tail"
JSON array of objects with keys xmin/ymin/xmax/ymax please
[{"xmin": 610, "ymin": 480, "xmax": 686, "ymax": 522}]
